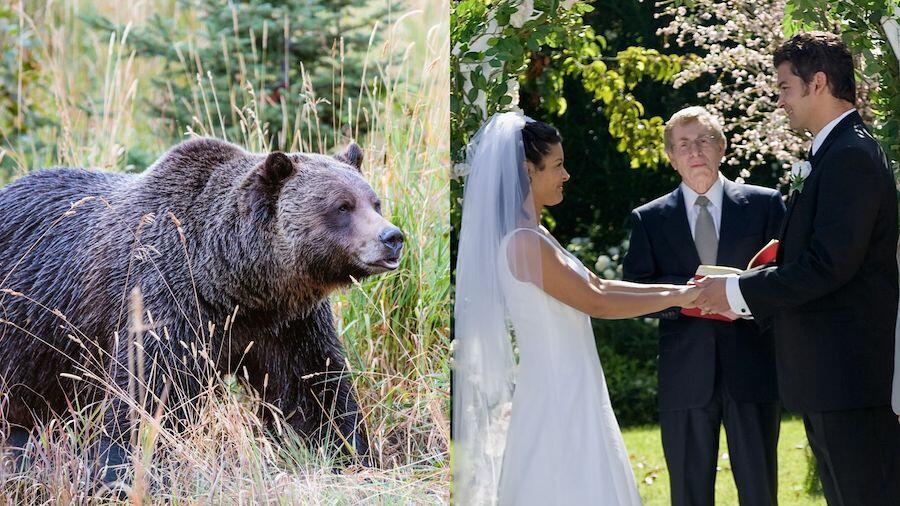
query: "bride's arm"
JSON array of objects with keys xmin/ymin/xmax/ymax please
[
  {"xmin": 512, "ymin": 235, "xmax": 699, "ymax": 319},
  {"xmin": 587, "ymin": 269, "xmax": 686, "ymax": 294}
]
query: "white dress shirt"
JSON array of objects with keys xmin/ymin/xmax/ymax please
[
  {"xmin": 811, "ymin": 108, "xmax": 855, "ymax": 156},
  {"xmin": 681, "ymin": 173, "xmax": 724, "ymax": 241},
  {"xmin": 723, "ymin": 109, "xmax": 858, "ymax": 316}
]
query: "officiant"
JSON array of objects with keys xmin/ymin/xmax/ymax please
[{"xmin": 622, "ymin": 106, "xmax": 785, "ymax": 506}]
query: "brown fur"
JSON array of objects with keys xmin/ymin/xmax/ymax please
[{"xmin": 0, "ymin": 138, "xmax": 401, "ymax": 474}]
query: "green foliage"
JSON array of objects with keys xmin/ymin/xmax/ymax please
[
  {"xmin": 451, "ymin": 2, "xmax": 706, "ymax": 426},
  {"xmin": 85, "ymin": 0, "xmax": 391, "ymax": 153},
  {"xmin": 450, "ymin": 0, "xmax": 691, "ymax": 279},
  {"xmin": 594, "ymin": 318, "xmax": 660, "ymax": 426},
  {"xmin": 784, "ymin": 0, "xmax": 900, "ymax": 172},
  {"xmin": 557, "ymin": 46, "xmax": 686, "ymax": 169},
  {"xmin": 451, "ymin": 0, "xmax": 683, "ymax": 169},
  {"xmin": 0, "ymin": 3, "xmax": 61, "ymax": 180},
  {"xmin": 0, "ymin": 4, "xmax": 35, "ymax": 141}
]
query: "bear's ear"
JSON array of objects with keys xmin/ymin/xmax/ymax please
[
  {"xmin": 260, "ymin": 151, "xmax": 295, "ymax": 185},
  {"xmin": 247, "ymin": 152, "xmax": 295, "ymax": 221},
  {"xmin": 334, "ymin": 143, "xmax": 363, "ymax": 172}
]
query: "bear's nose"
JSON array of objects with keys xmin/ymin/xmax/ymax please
[{"xmin": 379, "ymin": 227, "xmax": 404, "ymax": 255}]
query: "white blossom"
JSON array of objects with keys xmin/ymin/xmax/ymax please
[
  {"xmin": 510, "ymin": 0, "xmax": 535, "ymax": 28},
  {"xmin": 653, "ymin": 0, "xmax": 879, "ymax": 181},
  {"xmin": 507, "ymin": 77, "xmax": 521, "ymax": 107},
  {"xmin": 453, "ymin": 162, "xmax": 471, "ymax": 177},
  {"xmin": 595, "ymin": 254, "xmax": 611, "ymax": 272}
]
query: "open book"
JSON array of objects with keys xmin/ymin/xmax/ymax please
[{"xmin": 680, "ymin": 239, "xmax": 780, "ymax": 322}]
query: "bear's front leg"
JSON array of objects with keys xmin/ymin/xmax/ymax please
[
  {"xmin": 98, "ymin": 320, "xmax": 201, "ymax": 486},
  {"xmin": 251, "ymin": 301, "xmax": 370, "ymax": 466}
]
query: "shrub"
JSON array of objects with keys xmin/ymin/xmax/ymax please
[{"xmin": 593, "ymin": 318, "xmax": 660, "ymax": 426}]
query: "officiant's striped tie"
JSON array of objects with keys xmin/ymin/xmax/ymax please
[{"xmin": 694, "ymin": 195, "xmax": 718, "ymax": 265}]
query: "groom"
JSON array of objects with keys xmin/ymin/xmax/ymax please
[
  {"xmin": 623, "ymin": 106, "xmax": 784, "ymax": 506},
  {"xmin": 695, "ymin": 32, "xmax": 900, "ymax": 504}
]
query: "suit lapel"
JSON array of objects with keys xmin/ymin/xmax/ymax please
[
  {"xmin": 660, "ymin": 187, "xmax": 701, "ymax": 271},
  {"xmin": 718, "ymin": 180, "xmax": 749, "ymax": 267},
  {"xmin": 776, "ymin": 194, "xmax": 794, "ymax": 263},
  {"xmin": 810, "ymin": 110, "xmax": 862, "ymax": 168},
  {"xmin": 777, "ymin": 111, "xmax": 863, "ymax": 262}
]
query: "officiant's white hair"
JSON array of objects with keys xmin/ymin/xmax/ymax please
[{"xmin": 664, "ymin": 106, "xmax": 726, "ymax": 151}]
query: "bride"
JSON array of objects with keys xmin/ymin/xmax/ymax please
[{"xmin": 453, "ymin": 112, "xmax": 700, "ymax": 505}]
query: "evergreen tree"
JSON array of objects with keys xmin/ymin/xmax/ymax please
[{"xmin": 88, "ymin": 0, "xmax": 393, "ymax": 152}]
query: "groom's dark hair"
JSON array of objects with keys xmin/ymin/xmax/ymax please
[{"xmin": 774, "ymin": 32, "xmax": 856, "ymax": 104}]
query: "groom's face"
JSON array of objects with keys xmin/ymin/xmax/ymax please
[
  {"xmin": 667, "ymin": 121, "xmax": 724, "ymax": 195},
  {"xmin": 776, "ymin": 61, "xmax": 814, "ymax": 132}
]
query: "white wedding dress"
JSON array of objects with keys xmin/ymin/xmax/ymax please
[{"xmin": 497, "ymin": 227, "xmax": 642, "ymax": 505}]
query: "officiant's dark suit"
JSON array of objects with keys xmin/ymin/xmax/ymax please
[{"xmin": 623, "ymin": 108, "xmax": 785, "ymax": 506}]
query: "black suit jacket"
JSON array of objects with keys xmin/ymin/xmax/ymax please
[
  {"xmin": 740, "ymin": 111, "xmax": 898, "ymax": 413},
  {"xmin": 623, "ymin": 179, "xmax": 786, "ymax": 411}
]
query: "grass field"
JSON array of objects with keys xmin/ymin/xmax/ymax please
[
  {"xmin": 0, "ymin": 0, "xmax": 449, "ymax": 503},
  {"xmin": 624, "ymin": 416, "xmax": 825, "ymax": 505}
]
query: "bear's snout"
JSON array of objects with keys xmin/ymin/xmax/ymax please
[
  {"xmin": 356, "ymin": 222, "xmax": 403, "ymax": 274},
  {"xmin": 379, "ymin": 226, "xmax": 404, "ymax": 256}
]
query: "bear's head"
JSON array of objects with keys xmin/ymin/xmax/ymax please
[{"xmin": 246, "ymin": 143, "xmax": 403, "ymax": 291}]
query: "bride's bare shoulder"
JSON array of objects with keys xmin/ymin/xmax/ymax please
[
  {"xmin": 504, "ymin": 228, "xmax": 562, "ymax": 283},
  {"xmin": 505, "ymin": 227, "xmax": 549, "ymax": 252}
]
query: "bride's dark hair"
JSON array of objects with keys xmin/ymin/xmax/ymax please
[
  {"xmin": 503, "ymin": 119, "xmax": 562, "ymax": 223},
  {"xmin": 521, "ymin": 121, "xmax": 562, "ymax": 170}
]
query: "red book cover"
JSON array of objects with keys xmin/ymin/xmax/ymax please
[
  {"xmin": 677, "ymin": 240, "xmax": 780, "ymax": 321},
  {"xmin": 747, "ymin": 239, "xmax": 779, "ymax": 269}
]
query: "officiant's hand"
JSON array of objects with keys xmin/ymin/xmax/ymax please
[{"xmin": 693, "ymin": 275, "xmax": 731, "ymax": 315}]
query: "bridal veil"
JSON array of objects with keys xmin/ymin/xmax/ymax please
[{"xmin": 453, "ymin": 111, "xmax": 548, "ymax": 503}]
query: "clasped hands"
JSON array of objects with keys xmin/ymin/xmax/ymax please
[{"xmin": 680, "ymin": 275, "xmax": 732, "ymax": 315}]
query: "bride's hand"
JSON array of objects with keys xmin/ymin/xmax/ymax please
[{"xmin": 676, "ymin": 285, "xmax": 701, "ymax": 309}]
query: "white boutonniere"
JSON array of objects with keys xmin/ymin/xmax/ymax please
[{"xmin": 789, "ymin": 160, "xmax": 812, "ymax": 195}]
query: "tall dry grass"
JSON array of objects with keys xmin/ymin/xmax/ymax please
[{"xmin": 0, "ymin": 0, "xmax": 449, "ymax": 503}]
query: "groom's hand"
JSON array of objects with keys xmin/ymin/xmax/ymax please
[{"xmin": 694, "ymin": 275, "xmax": 731, "ymax": 315}]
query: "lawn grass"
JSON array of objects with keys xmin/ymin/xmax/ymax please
[{"xmin": 623, "ymin": 416, "xmax": 825, "ymax": 505}]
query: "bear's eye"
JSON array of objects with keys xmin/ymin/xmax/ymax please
[
  {"xmin": 337, "ymin": 202, "xmax": 353, "ymax": 214},
  {"xmin": 374, "ymin": 200, "xmax": 382, "ymax": 214}
]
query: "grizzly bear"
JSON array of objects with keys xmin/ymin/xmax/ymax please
[{"xmin": 0, "ymin": 138, "xmax": 402, "ymax": 479}]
